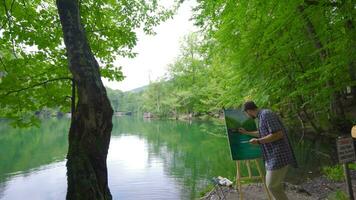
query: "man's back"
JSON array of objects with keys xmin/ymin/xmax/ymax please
[{"xmin": 257, "ymin": 109, "xmax": 297, "ymax": 170}]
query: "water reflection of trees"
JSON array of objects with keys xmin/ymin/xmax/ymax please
[
  {"xmin": 112, "ymin": 117, "xmax": 334, "ymax": 197},
  {"xmin": 0, "ymin": 117, "xmax": 334, "ymax": 199},
  {"xmin": 0, "ymin": 119, "xmax": 69, "ymax": 183},
  {"xmin": 112, "ymin": 117, "xmax": 237, "ymax": 199}
]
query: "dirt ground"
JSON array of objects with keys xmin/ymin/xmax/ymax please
[
  {"xmin": 202, "ymin": 184, "xmax": 314, "ymax": 200},
  {"xmin": 202, "ymin": 174, "xmax": 356, "ymax": 200}
]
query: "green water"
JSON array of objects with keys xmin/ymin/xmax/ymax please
[{"xmin": 0, "ymin": 117, "xmax": 333, "ymax": 199}]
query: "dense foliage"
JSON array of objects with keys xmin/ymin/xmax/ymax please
[
  {"xmin": 114, "ymin": 0, "xmax": 355, "ymax": 137},
  {"xmin": 0, "ymin": 0, "xmax": 176, "ymax": 126},
  {"xmin": 1, "ymin": 0, "xmax": 354, "ymax": 136}
]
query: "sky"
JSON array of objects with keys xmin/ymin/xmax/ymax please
[{"xmin": 102, "ymin": 0, "xmax": 197, "ymax": 92}]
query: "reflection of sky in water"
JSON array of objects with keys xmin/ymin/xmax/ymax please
[
  {"xmin": 0, "ymin": 162, "xmax": 67, "ymax": 200},
  {"xmin": 108, "ymin": 136, "xmax": 181, "ymax": 200},
  {"xmin": 0, "ymin": 136, "xmax": 181, "ymax": 200},
  {"xmin": 0, "ymin": 117, "xmax": 333, "ymax": 199}
]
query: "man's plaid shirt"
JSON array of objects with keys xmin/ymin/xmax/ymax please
[{"xmin": 257, "ymin": 109, "xmax": 298, "ymax": 170}]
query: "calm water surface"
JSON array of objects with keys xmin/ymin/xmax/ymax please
[{"xmin": 0, "ymin": 117, "xmax": 333, "ymax": 200}]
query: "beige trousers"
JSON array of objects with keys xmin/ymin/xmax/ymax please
[{"xmin": 266, "ymin": 165, "xmax": 289, "ymax": 200}]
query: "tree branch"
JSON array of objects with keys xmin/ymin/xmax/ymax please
[
  {"xmin": 3, "ymin": 0, "xmax": 18, "ymax": 59},
  {"xmin": 1, "ymin": 77, "xmax": 72, "ymax": 97},
  {"xmin": 304, "ymin": 0, "xmax": 342, "ymax": 7},
  {"xmin": 86, "ymin": 27, "xmax": 111, "ymax": 33},
  {"xmin": 0, "ymin": 57, "xmax": 8, "ymax": 73},
  {"xmin": 0, "ymin": 19, "xmax": 7, "ymax": 30}
]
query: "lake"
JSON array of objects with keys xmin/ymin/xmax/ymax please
[{"xmin": 0, "ymin": 117, "xmax": 334, "ymax": 199}]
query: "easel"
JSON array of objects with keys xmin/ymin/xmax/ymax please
[{"xmin": 235, "ymin": 159, "xmax": 272, "ymax": 200}]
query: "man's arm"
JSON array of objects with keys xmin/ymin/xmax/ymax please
[
  {"xmin": 250, "ymin": 130, "xmax": 284, "ymax": 144},
  {"xmin": 250, "ymin": 110, "xmax": 284, "ymax": 144},
  {"xmin": 238, "ymin": 128, "xmax": 259, "ymax": 137}
]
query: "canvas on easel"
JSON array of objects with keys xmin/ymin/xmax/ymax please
[
  {"xmin": 223, "ymin": 108, "xmax": 271, "ymax": 200},
  {"xmin": 223, "ymin": 108, "xmax": 261, "ymax": 160}
]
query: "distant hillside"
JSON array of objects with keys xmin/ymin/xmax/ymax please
[
  {"xmin": 105, "ymin": 85, "xmax": 148, "ymax": 94},
  {"xmin": 128, "ymin": 85, "xmax": 148, "ymax": 93}
]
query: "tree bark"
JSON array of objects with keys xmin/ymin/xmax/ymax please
[
  {"xmin": 71, "ymin": 79, "xmax": 76, "ymax": 119},
  {"xmin": 345, "ymin": 18, "xmax": 356, "ymax": 103},
  {"xmin": 285, "ymin": 52, "xmax": 325, "ymax": 135},
  {"xmin": 298, "ymin": 4, "xmax": 345, "ymax": 119},
  {"xmin": 56, "ymin": 1, "xmax": 113, "ymax": 199}
]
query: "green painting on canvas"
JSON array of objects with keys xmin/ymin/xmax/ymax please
[{"xmin": 223, "ymin": 109, "xmax": 262, "ymax": 160}]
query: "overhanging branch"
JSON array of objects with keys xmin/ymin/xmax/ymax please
[
  {"xmin": 0, "ymin": 57, "xmax": 8, "ymax": 73},
  {"xmin": 2, "ymin": 77, "xmax": 72, "ymax": 97},
  {"xmin": 3, "ymin": 0, "xmax": 18, "ymax": 59},
  {"xmin": 304, "ymin": 0, "xmax": 343, "ymax": 7}
]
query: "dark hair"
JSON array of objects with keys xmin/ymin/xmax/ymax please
[{"xmin": 243, "ymin": 101, "xmax": 258, "ymax": 111}]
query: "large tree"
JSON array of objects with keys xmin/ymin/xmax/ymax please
[
  {"xmin": 56, "ymin": 1, "xmax": 114, "ymax": 199},
  {"xmin": 0, "ymin": 0, "xmax": 176, "ymax": 199}
]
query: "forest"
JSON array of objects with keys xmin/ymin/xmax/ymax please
[
  {"xmin": 108, "ymin": 0, "xmax": 356, "ymax": 139},
  {"xmin": 0, "ymin": 0, "xmax": 355, "ymax": 199}
]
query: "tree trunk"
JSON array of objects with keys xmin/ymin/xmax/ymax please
[
  {"xmin": 298, "ymin": 5, "xmax": 328, "ymax": 60},
  {"xmin": 345, "ymin": 18, "xmax": 356, "ymax": 103},
  {"xmin": 56, "ymin": 1, "xmax": 113, "ymax": 199},
  {"xmin": 286, "ymin": 52, "xmax": 325, "ymax": 135},
  {"xmin": 298, "ymin": 4, "xmax": 345, "ymax": 119}
]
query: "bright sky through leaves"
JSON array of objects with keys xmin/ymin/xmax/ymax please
[{"xmin": 103, "ymin": 0, "xmax": 197, "ymax": 92}]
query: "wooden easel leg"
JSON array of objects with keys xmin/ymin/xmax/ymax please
[
  {"xmin": 246, "ymin": 160, "xmax": 252, "ymax": 179},
  {"xmin": 236, "ymin": 161, "xmax": 243, "ymax": 200},
  {"xmin": 254, "ymin": 159, "xmax": 272, "ymax": 200}
]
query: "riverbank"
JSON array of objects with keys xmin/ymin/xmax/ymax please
[{"xmin": 202, "ymin": 169, "xmax": 356, "ymax": 199}]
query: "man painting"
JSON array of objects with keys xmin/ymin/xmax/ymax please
[{"xmin": 238, "ymin": 101, "xmax": 297, "ymax": 200}]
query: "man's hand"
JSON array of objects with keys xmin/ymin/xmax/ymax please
[
  {"xmin": 249, "ymin": 138, "xmax": 260, "ymax": 145},
  {"xmin": 228, "ymin": 128, "xmax": 238, "ymax": 133},
  {"xmin": 238, "ymin": 128, "xmax": 248, "ymax": 134},
  {"xmin": 238, "ymin": 129, "xmax": 259, "ymax": 137}
]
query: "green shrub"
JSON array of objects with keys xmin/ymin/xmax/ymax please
[
  {"xmin": 322, "ymin": 163, "xmax": 356, "ymax": 181},
  {"xmin": 327, "ymin": 190, "xmax": 348, "ymax": 200},
  {"xmin": 322, "ymin": 165, "xmax": 344, "ymax": 181}
]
